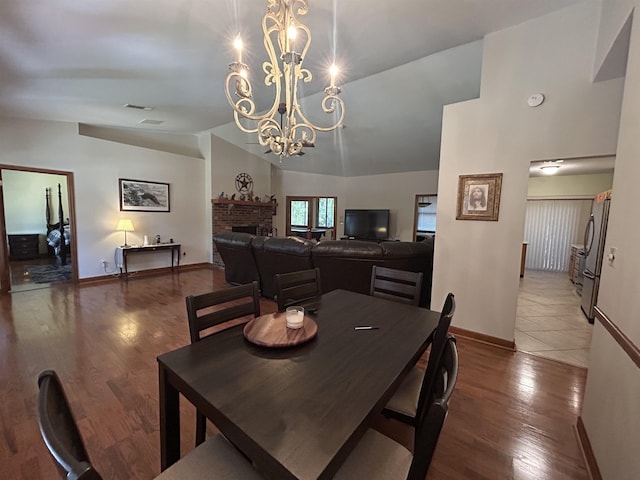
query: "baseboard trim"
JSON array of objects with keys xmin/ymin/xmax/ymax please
[
  {"xmin": 449, "ymin": 326, "xmax": 516, "ymax": 351},
  {"xmin": 575, "ymin": 416, "xmax": 602, "ymax": 480},
  {"xmin": 594, "ymin": 305, "xmax": 640, "ymax": 370},
  {"xmin": 79, "ymin": 263, "xmax": 212, "ymax": 285}
]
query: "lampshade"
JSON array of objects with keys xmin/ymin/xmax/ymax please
[
  {"xmin": 116, "ymin": 219, "xmax": 134, "ymax": 247},
  {"xmin": 116, "ymin": 219, "xmax": 134, "ymax": 232}
]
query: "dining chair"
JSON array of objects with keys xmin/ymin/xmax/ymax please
[
  {"xmin": 333, "ymin": 335, "xmax": 459, "ymax": 480},
  {"xmin": 273, "ymin": 267, "xmax": 322, "ymax": 311},
  {"xmin": 369, "ymin": 265, "xmax": 424, "ymax": 306},
  {"xmin": 185, "ymin": 281, "xmax": 260, "ymax": 445},
  {"xmin": 185, "ymin": 281, "xmax": 260, "ymax": 343},
  {"xmin": 383, "ymin": 292, "xmax": 455, "ymax": 426},
  {"xmin": 37, "ymin": 369, "xmax": 263, "ymax": 480}
]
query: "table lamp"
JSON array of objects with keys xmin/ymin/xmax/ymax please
[{"xmin": 116, "ymin": 218, "xmax": 134, "ymax": 247}]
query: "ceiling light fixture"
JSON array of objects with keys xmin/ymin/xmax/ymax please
[
  {"xmin": 539, "ymin": 160, "xmax": 563, "ymax": 175},
  {"xmin": 224, "ymin": 0, "xmax": 345, "ymax": 159}
]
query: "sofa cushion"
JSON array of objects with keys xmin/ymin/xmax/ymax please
[
  {"xmin": 311, "ymin": 240, "xmax": 385, "ymax": 296},
  {"xmin": 213, "ymin": 232, "xmax": 260, "ymax": 286},
  {"xmin": 252, "ymin": 236, "xmax": 315, "ymax": 298}
]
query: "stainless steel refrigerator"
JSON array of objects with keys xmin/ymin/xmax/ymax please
[{"xmin": 580, "ymin": 195, "xmax": 611, "ymax": 323}]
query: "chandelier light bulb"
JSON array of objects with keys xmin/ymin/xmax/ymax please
[
  {"xmin": 329, "ymin": 64, "xmax": 338, "ymax": 87},
  {"xmin": 233, "ymin": 36, "xmax": 243, "ymax": 63},
  {"xmin": 287, "ymin": 25, "xmax": 297, "ymax": 42}
]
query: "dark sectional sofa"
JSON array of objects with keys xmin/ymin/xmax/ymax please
[{"xmin": 213, "ymin": 232, "xmax": 435, "ymax": 308}]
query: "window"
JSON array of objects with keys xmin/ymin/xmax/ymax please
[
  {"xmin": 290, "ymin": 200, "xmax": 309, "ymax": 227},
  {"xmin": 416, "ymin": 195, "xmax": 437, "ymax": 233},
  {"xmin": 286, "ymin": 196, "xmax": 337, "ymax": 239},
  {"xmin": 524, "ymin": 199, "xmax": 592, "ymax": 271},
  {"xmin": 317, "ymin": 197, "xmax": 335, "ymax": 228}
]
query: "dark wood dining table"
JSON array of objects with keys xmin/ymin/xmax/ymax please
[{"xmin": 157, "ymin": 289, "xmax": 440, "ymax": 479}]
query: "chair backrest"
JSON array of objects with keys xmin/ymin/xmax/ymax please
[
  {"xmin": 407, "ymin": 335, "xmax": 459, "ymax": 480},
  {"xmin": 37, "ymin": 370, "xmax": 103, "ymax": 480},
  {"xmin": 186, "ymin": 281, "xmax": 261, "ymax": 343},
  {"xmin": 369, "ymin": 266, "xmax": 424, "ymax": 306},
  {"xmin": 274, "ymin": 268, "xmax": 322, "ymax": 311},
  {"xmin": 414, "ymin": 292, "xmax": 455, "ymax": 423}
]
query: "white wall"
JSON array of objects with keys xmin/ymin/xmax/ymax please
[
  {"xmin": 2, "ymin": 170, "xmax": 69, "ymax": 254},
  {"xmin": 0, "ymin": 118, "xmax": 209, "ymax": 279},
  {"xmin": 527, "ymin": 172, "xmax": 614, "ymax": 197},
  {"xmin": 345, "ymin": 170, "xmax": 439, "ymax": 240},
  {"xmin": 211, "ymin": 136, "xmax": 273, "ymax": 202},
  {"xmin": 581, "ymin": 1, "xmax": 640, "ymax": 478},
  {"xmin": 433, "ymin": 1, "xmax": 622, "ymax": 342},
  {"xmin": 271, "ymin": 169, "xmax": 440, "ymax": 240},
  {"xmin": 272, "ymin": 169, "xmax": 348, "ymax": 237},
  {"xmin": 2, "ymin": 169, "xmax": 68, "ymax": 233}
]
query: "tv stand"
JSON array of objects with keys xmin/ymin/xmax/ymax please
[{"xmin": 340, "ymin": 236, "xmax": 391, "ymax": 243}]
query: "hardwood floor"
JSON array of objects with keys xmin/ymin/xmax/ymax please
[
  {"xmin": 8, "ymin": 256, "xmax": 72, "ymax": 292},
  {"xmin": 0, "ymin": 267, "xmax": 589, "ymax": 479}
]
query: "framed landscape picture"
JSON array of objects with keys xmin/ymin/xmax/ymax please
[
  {"xmin": 119, "ymin": 179, "xmax": 170, "ymax": 212},
  {"xmin": 456, "ymin": 173, "xmax": 503, "ymax": 221}
]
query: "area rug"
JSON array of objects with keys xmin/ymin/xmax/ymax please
[{"xmin": 26, "ymin": 264, "xmax": 73, "ymax": 284}]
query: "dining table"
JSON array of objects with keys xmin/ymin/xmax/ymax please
[{"xmin": 157, "ymin": 288, "xmax": 440, "ymax": 479}]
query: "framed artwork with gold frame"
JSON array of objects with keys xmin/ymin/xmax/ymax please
[{"xmin": 456, "ymin": 173, "xmax": 503, "ymax": 221}]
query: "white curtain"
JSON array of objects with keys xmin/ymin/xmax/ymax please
[{"xmin": 524, "ymin": 199, "xmax": 591, "ymax": 272}]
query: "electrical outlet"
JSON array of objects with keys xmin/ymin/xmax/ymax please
[{"xmin": 100, "ymin": 259, "xmax": 107, "ymax": 267}]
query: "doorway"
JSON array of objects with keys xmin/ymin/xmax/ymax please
[
  {"xmin": 413, "ymin": 194, "xmax": 437, "ymax": 241},
  {"xmin": 515, "ymin": 156, "xmax": 614, "ymax": 368},
  {"xmin": 0, "ymin": 166, "xmax": 78, "ymax": 294}
]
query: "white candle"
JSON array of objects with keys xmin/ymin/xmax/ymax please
[
  {"xmin": 329, "ymin": 64, "xmax": 338, "ymax": 88},
  {"xmin": 234, "ymin": 36, "xmax": 243, "ymax": 63}
]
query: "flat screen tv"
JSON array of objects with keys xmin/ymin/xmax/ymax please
[{"xmin": 344, "ymin": 209, "xmax": 390, "ymax": 241}]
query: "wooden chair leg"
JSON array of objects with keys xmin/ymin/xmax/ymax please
[{"xmin": 196, "ymin": 411, "xmax": 207, "ymax": 446}]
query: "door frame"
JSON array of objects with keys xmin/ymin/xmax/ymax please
[
  {"xmin": 0, "ymin": 165, "xmax": 78, "ymax": 294},
  {"xmin": 285, "ymin": 196, "xmax": 337, "ymax": 239}
]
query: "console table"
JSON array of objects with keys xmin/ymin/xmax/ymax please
[{"xmin": 115, "ymin": 243, "xmax": 181, "ymax": 278}]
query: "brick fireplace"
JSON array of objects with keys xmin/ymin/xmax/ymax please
[{"xmin": 212, "ymin": 199, "xmax": 274, "ymax": 268}]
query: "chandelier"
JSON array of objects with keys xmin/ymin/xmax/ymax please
[{"xmin": 225, "ymin": 0, "xmax": 345, "ymax": 158}]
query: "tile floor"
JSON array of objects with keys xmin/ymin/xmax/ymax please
[{"xmin": 516, "ymin": 269, "xmax": 592, "ymax": 369}]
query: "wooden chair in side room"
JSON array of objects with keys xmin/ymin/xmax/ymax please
[
  {"xmin": 185, "ymin": 281, "xmax": 261, "ymax": 445},
  {"xmin": 37, "ymin": 370, "xmax": 263, "ymax": 480},
  {"xmin": 274, "ymin": 268, "xmax": 322, "ymax": 312},
  {"xmin": 383, "ymin": 292, "xmax": 455, "ymax": 426},
  {"xmin": 369, "ymin": 266, "xmax": 424, "ymax": 306},
  {"xmin": 333, "ymin": 335, "xmax": 459, "ymax": 480}
]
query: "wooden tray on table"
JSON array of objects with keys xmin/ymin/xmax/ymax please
[{"xmin": 243, "ymin": 312, "xmax": 318, "ymax": 348}]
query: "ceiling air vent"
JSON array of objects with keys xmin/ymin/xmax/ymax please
[
  {"xmin": 139, "ymin": 119, "xmax": 164, "ymax": 126},
  {"xmin": 124, "ymin": 103, "xmax": 154, "ymax": 111}
]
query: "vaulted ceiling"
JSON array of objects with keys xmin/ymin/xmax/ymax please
[{"xmin": 0, "ymin": 0, "xmax": 592, "ymax": 176}]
